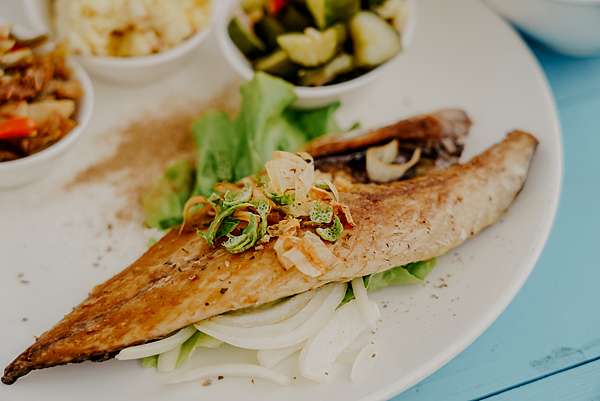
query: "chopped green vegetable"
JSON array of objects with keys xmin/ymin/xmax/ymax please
[
  {"xmin": 299, "ymin": 52, "xmax": 354, "ymax": 86},
  {"xmin": 223, "ymin": 213, "xmax": 260, "ymax": 253},
  {"xmin": 316, "ymin": 215, "xmax": 343, "ymax": 241},
  {"xmin": 215, "ymin": 217, "xmax": 240, "ymax": 238},
  {"xmin": 255, "ymin": 16, "xmax": 286, "ymax": 50},
  {"xmin": 202, "ymin": 203, "xmax": 252, "ymax": 246},
  {"xmin": 363, "ymin": 0, "xmax": 387, "ymax": 8},
  {"xmin": 268, "ymin": 191, "xmax": 295, "ymax": 206},
  {"xmin": 277, "ymin": 26, "xmax": 340, "ymax": 67},
  {"xmin": 373, "ymin": 0, "xmax": 408, "ymax": 32},
  {"xmin": 223, "ymin": 183, "xmax": 253, "ymax": 208},
  {"xmin": 141, "ymin": 355, "xmax": 158, "ymax": 368},
  {"xmin": 281, "ymin": 5, "xmax": 313, "ymax": 31},
  {"xmin": 253, "ymin": 199, "xmax": 271, "ymax": 239},
  {"xmin": 141, "ymin": 159, "xmax": 195, "ymax": 230},
  {"xmin": 310, "ymin": 201, "xmax": 334, "ymax": 224},
  {"xmin": 228, "ymin": 16, "xmax": 266, "ymax": 57},
  {"xmin": 242, "ymin": 0, "xmax": 266, "ymax": 12},
  {"xmin": 350, "ymin": 11, "xmax": 401, "ymax": 67},
  {"xmin": 254, "ymin": 49, "xmax": 298, "ymax": 79},
  {"xmin": 307, "ymin": 0, "xmax": 360, "ymax": 29}
]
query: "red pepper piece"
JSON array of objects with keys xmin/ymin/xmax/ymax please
[
  {"xmin": 0, "ymin": 117, "xmax": 37, "ymax": 140},
  {"xmin": 268, "ymin": 0, "xmax": 287, "ymax": 14}
]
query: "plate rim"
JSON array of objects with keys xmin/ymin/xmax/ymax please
[
  {"xmin": 361, "ymin": 10, "xmax": 564, "ymax": 401},
  {"xmin": 0, "ymin": 1, "xmax": 564, "ymax": 399}
]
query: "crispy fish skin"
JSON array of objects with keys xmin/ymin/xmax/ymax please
[
  {"xmin": 306, "ymin": 109, "xmax": 471, "ymax": 158},
  {"xmin": 2, "ymin": 131, "xmax": 538, "ymax": 384}
]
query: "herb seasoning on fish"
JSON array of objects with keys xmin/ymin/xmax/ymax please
[{"xmin": 181, "ymin": 151, "xmax": 354, "ymax": 277}]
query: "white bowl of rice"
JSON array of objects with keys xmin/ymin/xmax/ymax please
[{"xmin": 24, "ymin": 0, "xmax": 213, "ymax": 84}]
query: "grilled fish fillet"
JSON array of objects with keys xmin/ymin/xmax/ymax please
[{"xmin": 2, "ymin": 130, "xmax": 538, "ymax": 384}]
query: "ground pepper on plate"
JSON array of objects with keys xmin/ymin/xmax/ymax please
[{"xmin": 65, "ymin": 84, "xmax": 239, "ymax": 223}]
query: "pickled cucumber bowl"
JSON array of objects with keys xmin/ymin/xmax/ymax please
[
  {"xmin": 218, "ymin": 0, "xmax": 416, "ymax": 107},
  {"xmin": 23, "ymin": 0, "xmax": 213, "ymax": 85}
]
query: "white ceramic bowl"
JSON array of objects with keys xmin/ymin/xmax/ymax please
[
  {"xmin": 217, "ymin": 0, "xmax": 416, "ymax": 108},
  {"xmin": 0, "ymin": 58, "xmax": 94, "ymax": 189},
  {"xmin": 23, "ymin": 0, "xmax": 213, "ymax": 84},
  {"xmin": 485, "ymin": 0, "xmax": 600, "ymax": 57}
]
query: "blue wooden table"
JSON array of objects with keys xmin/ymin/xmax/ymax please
[{"xmin": 392, "ymin": 37, "xmax": 600, "ymax": 401}]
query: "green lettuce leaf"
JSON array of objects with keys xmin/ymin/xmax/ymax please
[
  {"xmin": 343, "ymin": 259, "xmax": 438, "ymax": 303},
  {"xmin": 283, "ymin": 101, "xmax": 342, "ymax": 140},
  {"xmin": 141, "ymin": 355, "xmax": 158, "ymax": 368},
  {"xmin": 141, "ymin": 159, "xmax": 195, "ymax": 229},
  {"xmin": 367, "ymin": 259, "xmax": 437, "ymax": 290},
  {"xmin": 234, "ymin": 72, "xmax": 298, "ymax": 178},
  {"xmin": 177, "ymin": 331, "xmax": 223, "ymax": 367},
  {"xmin": 143, "ymin": 73, "xmax": 344, "ymax": 226},
  {"xmin": 192, "ymin": 111, "xmax": 239, "ymax": 196},
  {"xmin": 196, "ymin": 73, "xmax": 343, "ymax": 194}
]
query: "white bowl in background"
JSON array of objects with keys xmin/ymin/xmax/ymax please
[
  {"xmin": 217, "ymin": 0, "xmax": 416, "ymax": 108},
  {"xmin": 23, "ymin": 0, "xmax": 213, "ymax": 84},
  {"xmin": 0, "ymin": 58, "xmax": 94, "ymax": 189},
  {"xmin": 485, "ymin": 0, "xmax": 600, "ymax": 57}
]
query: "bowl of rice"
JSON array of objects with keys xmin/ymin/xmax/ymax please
[{"xmin": 24, "ymin": 0, "xmax": 213, "ymax": 84}]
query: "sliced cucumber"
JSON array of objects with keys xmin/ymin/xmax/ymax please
[
  {"xmin": 350, "ymin": 11, "xmax": 401, "ymax": 67},
  {"xmin": 299, "ymin": 52, "xmax": 354, "ymax": 86},
  {"xmin": 281, "ymin": 5, "xmax": 312, "ymax": 31},
  {"xmin": 307, "ymin": 0, "xmax": 360, "ymax": 29},
  {"xmin": 255, "ymin": 16, "xmax": 286, "ymax": 50},
  {"xmin": 228, "ymin": 16, "xmax": 266, "ymax": 57},
  {"xmin": 362, "ymin": 0, "xmax": 386, "ymax": 8},
  {"xmin": 254, "ymin": 49, "xmax": 298, "ymax": 78},
  {"xmin": 373, "ymin": 0, "xmax": 408, "ymax": 32},
  {"xmin": 242, "ymin": 0, "xmax": 266, "ymax": 12},
  {"xmin": 277, "ymin": 26, "xmax": 340, "ymax": 67}
]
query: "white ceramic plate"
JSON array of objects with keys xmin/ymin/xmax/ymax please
[{"xmin": 0, "ymin": 0, "xmax": 562, "ymax": 400}]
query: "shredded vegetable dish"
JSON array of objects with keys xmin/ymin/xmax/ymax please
[{"xmin": 0, "ymin": 26, "xmax": 82, "ymax": 162}]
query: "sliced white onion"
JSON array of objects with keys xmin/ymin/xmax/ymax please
[
  {"xmin": 302, "ymin": 232, "xmax": 338, "ymax": 267},
  {"xmin": 265, "ymin": 151, "xmax": 314, "ymax": 201},
  {"xmin": 257, "ymin": 342, "xmax": 305, "ymax": 368},
  {"xmin": 195, "ymin": 283, "xmax": 346, "ymax": 349},
  {"xmin": 274, "ymin": 236, "xmax": 302, "ymax": 271},
  {"xmin": 351, "ymin": 341, "xmax": 378, "ymax": 382},
  {"xmin": 212, "ymin": 290, "xmax": 314, "ymax": 328},
  {"xmin": 282, "ymin": 248, "xmax": 322, "ymax": 277},
  {"xmin": 164, "ymin": 363, "xmax": 291, "ymax": 385},
  {"xmin": 351, "ymin": 278, "xmax": 380, "ymax": 330},
  {"xmin": 204, "ymin": 288, "xmax": 327, "ymax": 337},
  {"xmin": 366, "ymin": 140, "xmax": 422, "ymax": 183},
  {"xmin": 338, "ymin": 331, "xmax": 373, "ymax": 364},
  {"xmin": 116, "ymin": 326, "xmax": 196, "ymax": 360},
  {"xmin": 299, "ymin": 299, "xmax": 370, "ymax": 382},
  {"xmin": 157, "ymin": 344, "xmax": 180, "ymax": 372}
]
